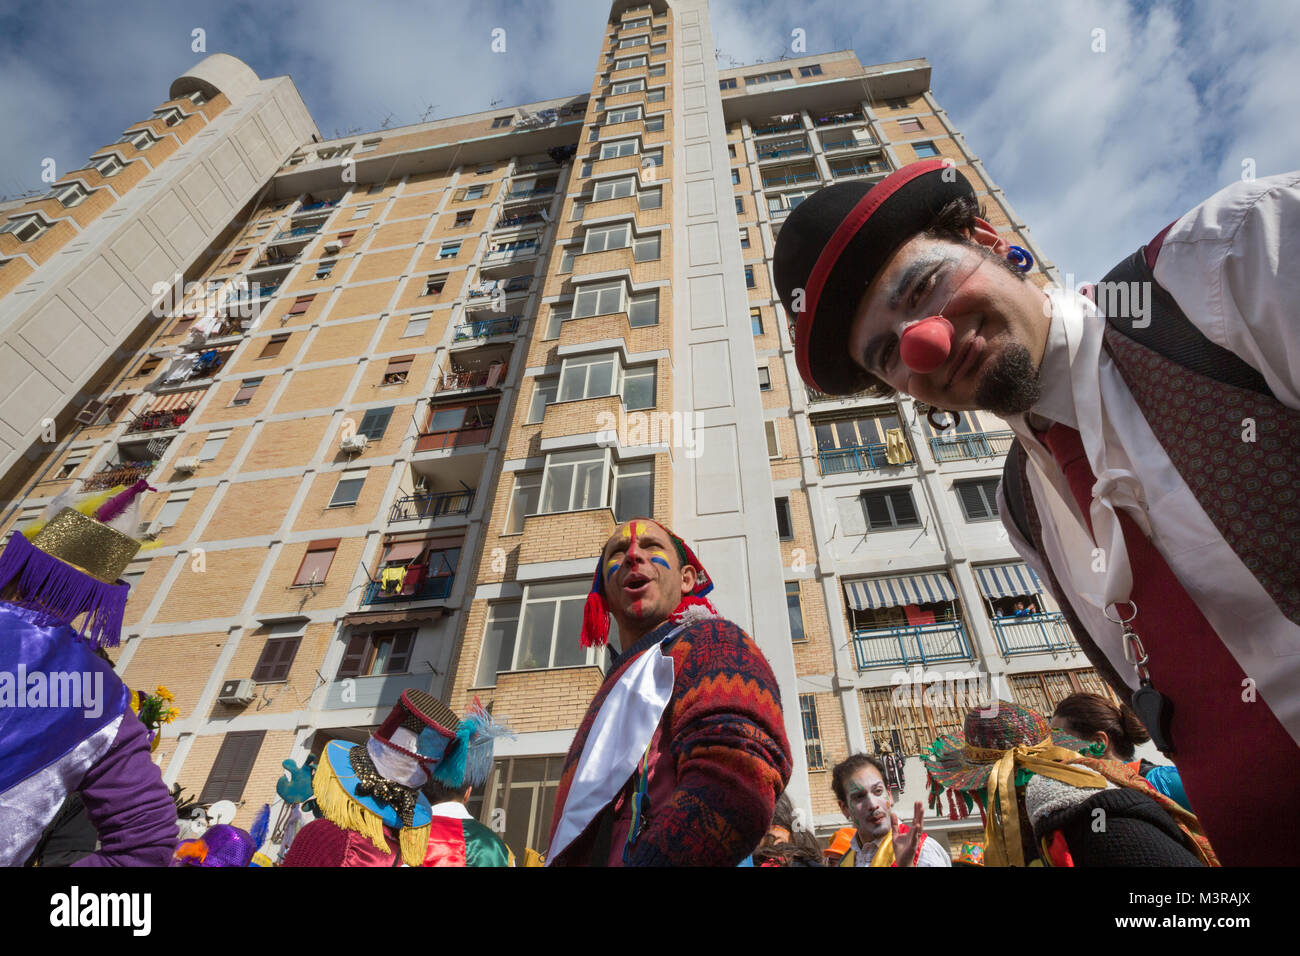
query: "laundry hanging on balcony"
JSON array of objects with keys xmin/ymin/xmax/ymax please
[
  {"xmin": 973, "ymin": 563, "xmax": 1043, "ymax": 599},
  {"xmin": 162, "ymin": 354, "xmax": 199, "ymax": 384},
  {"xmin": 192, "ymin": 312, "xmax": 226, "ymax": 337},
  {"xmin": 884, "ymin": 428, "xmax": 912, "ymax": 464},
  {"xmin": 844, "ymin": 572, "xmax": 956, "ymax": 610}
]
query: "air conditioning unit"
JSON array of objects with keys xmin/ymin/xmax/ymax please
[
  {"xmin": 174, "ymin": 456, "xmax": 200, "ymax": 473},
  {"xmin": 340, "ymin": 434, "xmax": 368, "ymax": 453},
  {"xmin": 324, "ymin": 239, "xmax": 343, "ymax": 253},
  {"xmin": 218, "ymin": 678, "xmax": 256, "ymax": 705}
]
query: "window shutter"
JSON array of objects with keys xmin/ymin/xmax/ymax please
[
  {"xmin": 386, "ymin": 355, "xmax": 414, "ymax": 375},
  {"xmin": 957, "ymin": 482, "xmax": 990, "ymax": 520},
  {"xmin": 288, "ymin": 295, "xmax": 315, "ymax": 315},
  {"xmin": 199, "ymin": 730, "xmax": 266, "ymax": 804},
  {"xmin": 863, "ymin": 491, "xmax": 892, "ymax": 528},
  {"xmin": 337, "ymin": 633, "xmax": 370, "ymax": 679},
  {"xmin": 386, "ymin": 631, "xmax": 415, "ymax": 673},
  {"xmin": 889, "ymin": 489, "xmax": 918, "ymax": 525},
  {"xmin": 253, "ymin": 636, "xmax": 301, "ymax": 682},
  {"xmin": 358, "ymin": 406, "xmax": 393, "ymax": 440},
  {"xmin": 294, "ymin": 540, "xmax": 338, "ymax": 585}
]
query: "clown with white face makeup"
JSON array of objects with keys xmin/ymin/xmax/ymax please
[
  {"xmin": 545, "ymin": 517, "xmax": 792, "ymax": 867},
  {"xmin": 831, "ymin": 754, "xmax": 950, "ymax": 867}
]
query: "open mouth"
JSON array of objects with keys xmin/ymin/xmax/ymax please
[{"xmin": 622, "ymin": 571, "xmax": 652, "ymax": 597}]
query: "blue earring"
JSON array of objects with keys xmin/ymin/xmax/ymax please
[{"xmin": 1006, "ymin": 245, "xmax": 1034, "ymax": 272}]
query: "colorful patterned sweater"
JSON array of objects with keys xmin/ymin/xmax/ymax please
[{"xmin": 546, "ymin": 615, "xmax": 791, "ymax": 866}]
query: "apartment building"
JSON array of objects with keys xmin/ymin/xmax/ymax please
[{"xmin": 0, "ymin": 0, "xmax": 1116, "ymax": 858}]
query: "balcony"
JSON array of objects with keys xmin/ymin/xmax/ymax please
[
  {"xmin": 493, "ymin": 211, "xmax": 546, "ymax": 231},
  {"xmin": 389, "ymin": 489, "xmax": 475, "ymax": 522},
  {"xmin": 273, "ymin": 224, "xmax": 323, "ymax": 241},
  {"xmin": 852, "ymin": 620, "xmax": 972, "ymax": 670},
  {"xmin": 504, "ymin": 183, "xmax": 556, "ymax": 204},
  {"xmin": 752, "ymin": 117, "xmax": 802, "ymax": 136},
  {"xmin": 467, "ymin": 276, "xmax": 530, "ymax": 300},
  {"xmin": 822, "ymin": 135, "xmax": 878, "ymax": 152},
  {"xmin": 362, "ymin": 574, "xmax": 455, "ymax": 606},
  {"xmin": 452, "ymin": 314, "xmax": 520, "ymax": 341},
  {"xmin": 82, "ymin": 461, "xmax": 156, "ymax": 492},
  {"xmin": 929, "ymin": 429, "xmax": 1014, "ymax": 463},
  {"xmin": 756, "ymin": 138, "xmax": 810, "ymax": 162},
  {"xmin": 125, "ymin": 405, "xmax": 193, "ymax": 434},
  {"xmin": 817, "ymin": 442, "xmax": 909, "ymax": 475},
  {"xmin": 830, "ymin": 159, "xmax": 891, "ymax": 179},
  {"xmin": 513, "ymin": 160, "xmax": 560, "ymax": 175},
  {"xmin": 481, "ymin": 242, "xmax": 539, "ymax": 271},
  {"xmin": 414, "ymin": 422, "xmax": 494, "ymax": 453},
  {"xmin": 813, "ymin": 109, "xmax": 863, "ymax": 127},
  {"xmin": 762, "ymin": 166, "xmax": 819, "ymax": 189},
  {"xmin": 436, "ymin": 364, "xmax": 506, "ymax": 392},
  {"xmin": 992, "ymin": 612, "xmax": 1078, "ymax": 657},
  {"xmin": 295, "ymin": 199, "xmax": 337, "ymax": 215}
]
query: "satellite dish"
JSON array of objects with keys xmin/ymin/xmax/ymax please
[{"xmin": 208, "ymin": 800, "xmax": 237, "ymax": 825}]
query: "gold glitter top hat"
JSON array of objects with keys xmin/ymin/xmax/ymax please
[{"xmin": 0, "ymin": 479, "xmax": 155, "ymax": 646}]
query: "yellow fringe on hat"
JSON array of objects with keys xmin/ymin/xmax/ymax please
[
  {"xmin": 313, "ymin": 750, "xmax": 390, "ymax": 855},
  {"xmin": 399, "ymin": 822, "xmax": 431, "ymax": 867}
]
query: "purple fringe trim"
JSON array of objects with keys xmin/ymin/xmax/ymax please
[{"xmin": 0, "ymin": 531, "xmax": 128, "ymax": 648}]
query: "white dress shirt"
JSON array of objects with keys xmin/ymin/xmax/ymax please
[{"xmin": 851, "ymin": 830, "xmax": 952, "ymax": 867}]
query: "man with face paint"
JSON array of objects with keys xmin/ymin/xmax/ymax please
[
  {"xmin": 545, "ymin": 518, "xmax": 792, "ymax": 866},
  {"xmin": 830, "ymin": 754, "xmax": 951, "ymax": 867},
  {"xmin": 774, "ymin": 161, "xmax": 1300, "ymax": 866}
]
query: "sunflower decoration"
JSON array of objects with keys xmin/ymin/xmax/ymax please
[{"xmin": 131, "ymin": 685, "xmax": 182, "ymax": 752}]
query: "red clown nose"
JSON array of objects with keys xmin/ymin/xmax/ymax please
[{"xmin": 899, "ymin": 316, "xmax": 954, "ymax": 374}]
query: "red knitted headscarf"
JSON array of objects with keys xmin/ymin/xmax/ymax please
[{"xmin": 580, "ymin": 518, "xmax": 718, "ymax": 648}]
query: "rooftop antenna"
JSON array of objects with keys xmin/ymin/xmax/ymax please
[
  {"xmin": 419, "ymin": 104, "xmax": 440, "ymax": 122},
  {"xmin": 379, "ymin": 111, "xmax": 396, "ymax": 130}
]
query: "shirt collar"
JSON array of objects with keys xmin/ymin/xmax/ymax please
[
  {"xmin": 429, "ymin": 800, "xmax": 472, "ymax": 820},
  {"xmin": 1026, "ymin": 287, "xmax": 1085, "ymax": 431}
]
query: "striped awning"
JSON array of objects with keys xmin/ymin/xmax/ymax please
[
  {"xmin": 974, "ymin": 562, "xmax": 1044, "ymax": 599},
  {"xmin": 147, "ymin": 388, "xmax": 206, "ymax": 413},
  {"xmin": 844, "ymin": 572, "xmax": 956, "ymax": 610}
]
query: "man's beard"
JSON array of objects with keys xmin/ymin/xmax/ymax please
[{"xmin": 973, "ymin": 342, "xmax": 1042, "ymax": 415}]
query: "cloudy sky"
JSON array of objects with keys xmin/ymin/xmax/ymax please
[{"xmin": 2, "ymin": 0, "xmax": 1296, "ymax": 279}]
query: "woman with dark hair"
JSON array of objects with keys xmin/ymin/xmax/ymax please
[
  {"xmin": 1050, "ymin": 693, "xmax": 1191, "ymax": 811},
  {"xmin": 753, "ymin": 793, "xmax": 824, "ymax": 867}
]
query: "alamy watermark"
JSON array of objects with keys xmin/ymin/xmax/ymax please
[
  {"xmin": 889, "ymin": 666, "xmax": 1002, "ymax": 715},
  {"xmin": 0, "ymin": 667, "xmax": 104, "ymax": 718}
]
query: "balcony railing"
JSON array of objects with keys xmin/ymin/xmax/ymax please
[
  {"xmin": 437, "ymin": 366, "xmax": 505, "ymax": 391},
  {"xmin": 453, "ymin": 314, "xmax": 520, "ymax": 341},
  {"xmin": 818, "ymin": 442, "xmax": 907, "ymax": 475},
  {"xmin": 852, "ymin": 620, "xmax": 972, "ymax": 670},
  {"xmin": 762, "ymin": 170, "xmax": 819, "ymax": 188},
  {"xmin": 414, "ymin": 423, "xmax": 494, "ymax": 453},
  {"xmin": 493, "ymin": 212, "xmax": 545, "ymax": 230},
  {"xmin": 514, "ymin": 160, "xmax": 559, "ymax": 174},
  {"xmin": 363, "ymin": 573, "xmax": 455, "ymax": 605},
  {"xmin": 389, "ymin": 489, "xmax": 475, "ymax": 522},
  {"xmin": 814, "ymin": 110, "xmax": 862, "ymax": 126},
  {"xmin": 505, "ymin": 186, "xmax": 555, "ymax": 201},
  {"xmin": 993, "ymin": 612, "xmax": 1077, "ymax": 656},
  {"xmin": 756, "ymin": 142, "xmax": 810, "ymax": 160},
  {"xmin": 467, "ymin": 276, "xmax": 530, "ymax": 299},
  {"xmin": 275, "ymin": 225, "xmax": 322, "ymax": 240},
  {"xmin": 295, "ymin": 200, "xmax": 337, "ymax": 214},
  {"xmin": 929, "ymin": 429, "xmax": 1014, "ymax": 463},
  {"xmin": 752, "ymin": 119, "xmax": 802, "ymax": 136},
  {"xmin": 482, "ymin": 244, "xmax": 538, "ymax": 264},
  {"xmin": 82, "ymin": 462, "xmax": 156, "ymax": 492},
  {"xmin": 831, "ymin": 160, "xmax": 890, "ymax": 178},
  {"xmin": 125, "ymin": 405, "xmax": 193, "ymax": 434}
]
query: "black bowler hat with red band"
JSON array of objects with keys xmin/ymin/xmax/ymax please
[{"xmin": 773, "ymin": 159, "xmax": 976, "ymax": 395}]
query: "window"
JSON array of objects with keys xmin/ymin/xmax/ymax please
[
  {"xmin": 198, "ymin": 431, "xmax": 229, "ymax": 461},
  {"xmin": 607, "ymin": 105, "xmax": 641, "ymax": 125},
  {"xmin": 899, "ymin": 117, "xmax": 924, "ymax": 133},
  {"xmin": 287, "ymin": 294, "xmax": 315, "ymax": 316},
  {"xmin": 571, "ymin": 200, "xmax": 587, "ymax": 220},
  {"xmin": 642, "ymin": 148, "xmax": 663, "ymax": 167},
  {"xmin": 611, "ymin": 79, "xmax": 645, "ymax": 95},
  {"xmin": 350, "ymin": 204, "xmax": 372, "ymax": 220},
  {"xmin": 1009, "ymin": 669, "xmax": 1117, "ymax": 719},
  {"xmin": 258, "ymin": 333, "xmax": 289, "ymax": 358},
  {"xmin": 356, "ymin": 406, "xmax": 393, "ymax": 441},
  {"xmin": 786, "ymin": 581, "xmax": 806, "ymax": 641},
  {"xmin": 593, "ymin": 177, "xmax": 636, "ymax": 202},
  {"xmin": 329, "ymin": 469, "xmax": 367, "ymax": 508},
  {"xmin": 515, "ymin": 580, "xmax": 596, "ymax": 670},
  {"xmin": 765, "ymin": 419, "xmax": 780, "ymax": 458},
  {"xmin": 650, "ymin": 43, "xmax": 666, "ymax": 56},
  {"xmin": 653, "ymin": 25, "xmax": 666, "ymax": 35},
  {"xmin": 736, "ymin": 196, "xmax": 745, "ymax": 215},
  {"xmin": 199, "ymin": 731, "xmax": 266, "ymax": 804},
  {"xmin": 0, "ymin": 215, "xmax": 50, "ymax": 243},
  {"xmin": 646, "ymin": 89, "xmax": 665, "ymax": 103},
  {"xmin": 800, "ymin": 694, "xmax": 825, "ymax": 768},
  {"xmin": 476, "ymin": 602, "xmax": 521, "ymax": 685},
  {"xmin": 645, "ymin": 116, "xmax": 665, "ymax": 133},
  {"xmin": 614, "ymin": 56, "xmax": 647, "ymax": 70},
  {"xmin": 315, "ymin": 259, "xmax": 336, "ymax": 279},
  {"xmin": 93, "ymin": 154, "xmax": 126, "ymax": 177},
  {"xmin": 744, "ymin": 264, "xmax": 755, "ymax": 287},
  {"xmin": 589, "ymin": 126, "xmax": 601, "ymax": 143},
  {"xmin": 956, "ymin": 477, "xmax": 1001, "ymax": 521},
  {"xmin": 225, "ymin": 249, "xmax": 249, "ymax": 267},
  {"xmin": 862, "ymin": 487, "xmax": 921, "ymax": 530},
  {"xmin": 156, "ymin": 493, "xmax": 190, "ymax": 529},
  {"xmin": 913, "ymin": 141, "xmax": 940, "ymax": 158},
  {"xmin": 252, "ymin": 633, "xmax": 302, "ymax": 683},
  {"xmin": 426, "ymin": 401, "xmax": 497, "ymax": 435},
  {"xmin": 491, "ymin": 115, "xmax": 513, "ymax": 129},
  {"xmin": 53, "ymin": 182, "xmax": 91, "ymax": 207},
  {"xmin": 454, "ymin": 210, "xmax": 473, "ymax": 227},
  {"xmin": 573, "ymin": 281, "xmax": 623, "ymax": 319},
  {"xmin": 649, "ymin": 64, "xmax": 666, "ymax": 77},
  {"xmin": 751, "ymin": 307, "xmax": 763, "ymax": 335},
  {"xmin": 230, "ymin": 378, "xmax": 262, "ymax": 407},
  {"xmin": 57, "ymin": 451, "xmax": 87, "ymax": 480},
  {"xmin": 599, "ymin": 139, "xmax": 637, "ymax": 160},
  {"xmin": 403, "ymin": 313, "xmax": 430, "ymax": 338},
  {"xmin": 439, "ymin": 241, "xmax": 461, "ymax": 259},
  {"xmin": 757, "ymin": 366, "xmax": 771, "ymax": 391},
  {"xmin": 861, "ymin": 686, "xmax": 964, "ymax": 757},
  {"xmin": 125, "ymin": 128, "xmax": 158, "ymax": 151},
  {"xmin": 294, "ymin": 540, "xmax": 338, "ymax": 586},
  {"xmin": 475, "ymin": 163, "xmax": 494, "ymax": 175},
  {"xmin": 480, "ymin": 755, "xmax": 572, "ymax": 863},
  {"xmin": 423, "ymin": 275, "xmax": 446, "ymax": 296},
  {"xmin": 799, "ymin": 64, "xmax": 823, "ymax": 77},
  {"xmin": 627, "ymin": 290, "xmax": 658, "ymax": 327},
  {"xmin": 728, "ymin": 144, "xmax": 737, "ymax": 158},
  {"xmin": 464, "ymin": 185, "xmax": 486, "ymax": 201},
  {"xmin": 633, "ymin": 233, "xmax": 660, "ymax": 262},
  {"xmin": 731, "ymin": 169, "xmax": 740, "ymax": 185},
  {"xmin": 541, "ymin": 449, "xmax": 606, "ymax": 513},
  {"xmin": 527, "ymin": 378, "xmax": 557, "ymax": 423},
  {"xmin": 637, "ymin": 187, "xmax": 661, "ymax": 210},
  {"xmin": 188, "ymin": 90, "xmax": 209, "ymax": 106},
  {"xmin": 583, "ymin": 222, "xmax": 631, "ymax": 254},
  {"xmin": 558, "ymin": 246, "xmax": 577, "ymax": 273},
  {"xmin": 506, "ymin": 472, "xmax": 542, "ymax": 534},
  {"xmin": 336, "ymin": 230, "xmax": 356, "ymax": 248},
  {"xmin": 746, "ymin": 69, "xmax": 794, "ymax": 85},
  {"xmin": 338, "ymin": 630, "xmax": 415, "ymax": 679},
  {"xmin": 885, "ymin": 97, "xmax": 910, "ymax": 110},
  {"xmin": 612, "ymin": 459, "xmax": 652, "ymax": 522},
  {"xmin": 172, "ymin": 316, "xmax": 197, "ymax": 336},
  {"xmin": 775, "ymin": 497, "xmax": 793, "ymax": 539},
  {"xmin": 383, "ymin": 355, "xmax": 413, "ymax": 385},
  {"xmin": 558, "ymin": 354, "xmax": 618, "ymax": 403},
  {"xmin": 358, "ymin": 137, "xmax": 382, "ymax": 153},
  {"xmin": 622, "ymin": 365, "xmax": 655, "ymax": 410},
  {"xmin": 543, "ymin": 306, "xmax": 570, "ymax": 340}
]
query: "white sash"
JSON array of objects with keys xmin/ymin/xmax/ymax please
[{"xmin": 546, "ymin": 625, "xmax": 684, "ymax": 864}]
